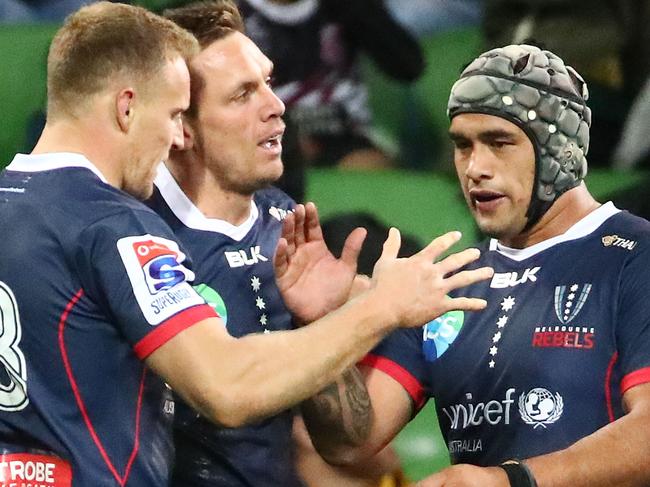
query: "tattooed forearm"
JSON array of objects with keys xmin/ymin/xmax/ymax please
[
  {"xmin": 344, "ymin": 369, "xmax": 371, "ymax": 441},
  {"xmin": 301, "ymin": 367, "xmax": 373, "ymax": 452}
]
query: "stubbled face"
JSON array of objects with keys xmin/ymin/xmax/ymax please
[
  {"xmin": 450, "ymin": 113, "xmax": 536, "ymax": 242},
  {"xmin": 188, "ymin": 32, "xmax": 286, "ymax": 195},
  {"xmin": 123, "ymin": 56, "xmax": 190, "ymax": 200}
]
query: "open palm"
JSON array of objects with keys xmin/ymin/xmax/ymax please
[{"xmin": 275, "ymin": 203, "xmax": 366, "ymax": 325}]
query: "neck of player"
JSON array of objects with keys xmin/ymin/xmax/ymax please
[
  {"xmin": 504, "ymin": 184, "xmax": 601, "ymax": 249},
  {"xmin": 165, "ymin": 155, "xmax": 254, "ymax": 226}
]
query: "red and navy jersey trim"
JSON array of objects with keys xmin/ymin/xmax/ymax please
[
  {"xmin": 360, "ymin": 353, "xmax": 427, "ymax": 410},
  {"xmin": 58, "ymin": 289, "xmax": 145, "ymax": 486},
  {"xmin": 134, "ymin": 304, "xmax": 218, "ymax": 359},
  {"xmin": 621, "ymin": 366, "xmax": 650, "ymax": 395}
]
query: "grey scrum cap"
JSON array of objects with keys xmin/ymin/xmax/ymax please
[{"xmin": 447, "ymin": 44, "xmax": 591, "ymax": 226}]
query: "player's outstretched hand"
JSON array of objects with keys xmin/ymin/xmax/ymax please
[
  {"xmin": 369, "ymin": 229, "xmax": 493, "ymax": 329},
  {"xmin": 274, "ymin": 202, "xmax": 367, "ymax": 325},
  {"xmin": 415, "ymin": 464, "xmax": 507, "ymax": 486}
]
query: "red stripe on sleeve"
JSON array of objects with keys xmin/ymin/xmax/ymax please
[
  {"xmin": 134, "ymin": 304, "xmax": 218, "ymax": 359},
  {"xmin": 621, "ymin": 366, "xmax": 650, "ymax": 394},
  {"xmin": 605, "ymin": 352, "xmax": 618, "ymax": 423},
  {"xmin": 359, "ymin": 353, "xmax": 426, "ymax": 410}
]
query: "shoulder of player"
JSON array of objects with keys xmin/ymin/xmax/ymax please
[
  {"xmin": 602, "ymin": 210, "xmax": 650, "ymax": 247},
  {"xmin": 75, "ymin": 195, "xmax": 176, "ymax": 245},
  {"xmin": 253, "ymin": 187, "xmax": 295, "ymax": 211}
]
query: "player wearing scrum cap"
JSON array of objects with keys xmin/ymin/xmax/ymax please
[{"xmin": 299, "ymin": 44, "xmax": 650, "ymax": 487}]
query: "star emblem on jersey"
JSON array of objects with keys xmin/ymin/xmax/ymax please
[
  {"xmin": 554, "ymin": 283, "xmax": 591, "ymax": 323},
  {"xmin": 518, "ymin": 387, "xmax": 564, "ymax": 428},
  {"xmin": 488, "ymin": 297, "xmax": 516, "ymax": 369},
  {"xmin": 497, "ymin": 316, "xmax": 508, "ymax": 328},
  {"xmin": 501, "ymin": 296, "xmax": 515, "ymax": 311},
  {"xmin": 250, "ymin": 274, "xmax": 270, "ymax": 331}
]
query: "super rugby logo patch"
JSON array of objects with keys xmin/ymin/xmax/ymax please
[{"xmin": 117, "ymin": 235, "xmax": 204, "ymax": 325}]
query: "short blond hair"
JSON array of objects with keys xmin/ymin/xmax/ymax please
[{"xmin": 47, "ymin": 1, "xmax": 198, "ymax": 120}]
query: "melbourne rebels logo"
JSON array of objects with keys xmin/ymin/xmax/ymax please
[
  {"xmin": 132, "ymin": 239, "xmax": 192, "ymax": 294},
  {"xmin": 518, "ymin": 388, "xmax": 563, "ymax": 429},
  {"xmin": 554, "ymin": 283, "xmax": 591, "ymax": 323}
]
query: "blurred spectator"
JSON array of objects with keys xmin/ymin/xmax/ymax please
[
  {"xmin": 385, "ymin": 0, "xmax": 482, "ymax": 38},
  {"xmin": 236, "ymin": 0, "xmax": 425, "ymax": 171},
  {"xmin": 0, "ymin": 0, "xmax": 107, "ymax": 22},
  {"xmin": 0, "ymin": 0, "xmax": 33, "ymax": 22},
  {"xmin": 321, "ymin": 211, "xmax": 423, "ymax": 275},
  {"xmin": 612, "ymin": 76, "xmax": 650, "ymax": 170},
  {"xmin": 610, "ymin": 0, "xmax": 650, "ymax": 169},
  {"xmin": 482, "ymin": 0, "xmax": 627, "ymax": 167}
]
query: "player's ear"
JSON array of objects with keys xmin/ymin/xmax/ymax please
[
  {"xmin": 116, "ymin": 88, "xmax": 135, "ymax": 133},
  {"xmin": 181, "ymin": 115, "xmax": 196, "ymax": 151}
]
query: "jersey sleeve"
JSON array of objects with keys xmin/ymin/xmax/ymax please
[
  {"xmin": 75, "ymin": 208, "xmax": 218, "ymax": 359},
  {"xmin": 615, "ymin": 241, "xmax": 650, "ymax": 394},
  {"xmin": 359, "ymin": 326, "xmax": 430, "ymax": 412}
]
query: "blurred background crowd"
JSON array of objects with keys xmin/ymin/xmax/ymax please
[{"xmin": 3, "ymin": 0, "xmax": 650, "ymax": 175}]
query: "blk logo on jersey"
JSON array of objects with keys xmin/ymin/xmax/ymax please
[
  {"xmin": 117, "ymin": 235, "xmax": 205, "ymax": 325},
  {"xmin": 224, "ymin": 246, "xmax": 268, "ymax": 268},
  {"xmin": 269, "ymin": 206, "xmax": 291, "ymax": 222},
  {"xmin": 490, "ymin": 267, "xmax": 540, "ymax": 289}
]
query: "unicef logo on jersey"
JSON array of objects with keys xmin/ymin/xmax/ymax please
[
  {"xmin": 518, "ymin": 388, "xmax": 564, "ymax": 429},
  {"xmin": 422, "ymin": 309, "xmax": 464, "ymax": 361}
]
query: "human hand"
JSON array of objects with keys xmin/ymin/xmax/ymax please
[
  {"xmin": 368, "ymin": 229, "xmax": 493, "ymax": 329},
  {"xmin": 416, "ymin": 464, "xmax": 508, "ymax": 486},
  {"xmin": 274, "ymin": 202, "xmax": 367, "ymax": 324}
]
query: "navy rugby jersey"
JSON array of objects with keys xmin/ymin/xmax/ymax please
[
  {"xmin": 148, "ymin": 164, "xmax": 301, "ymax": 487},
  {"xmin": 362, "ymin": 203, "xmax": 650, "ymax": 465},
  {"xmin": 0, "ymin": 153, "xmax": 216, "ymax": 486}
]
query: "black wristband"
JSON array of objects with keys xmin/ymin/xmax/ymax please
[{"xmin": 499, "ymin": 459, "xmax": 538, "ymax": 487}]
